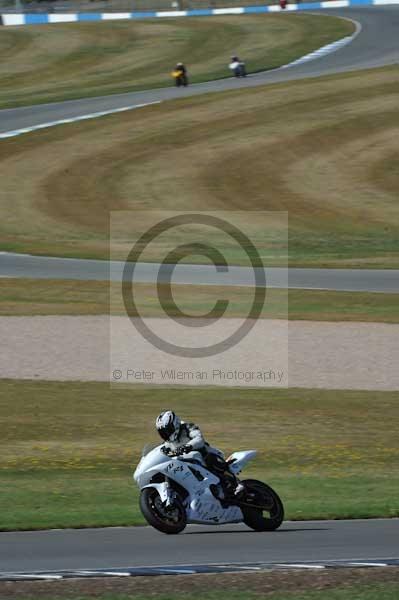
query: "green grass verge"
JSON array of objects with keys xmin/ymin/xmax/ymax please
[
  {"xmin": 1, "ymin": 66, "xmax": 398, "ymax": 267},
  {"xmin": 1, "ymin": 381, "xmax": 398, "ymax": 530},
  {"xmin": 0, "ymin": 14, "xmax": 353, "ymax": 108},
  {"xmin": 25, "ymin": 586, "xmax": 399, "ymax": 600},
  {"xmin": 1, "ymin": 278, "xmax": 399, "ymax": 322}
]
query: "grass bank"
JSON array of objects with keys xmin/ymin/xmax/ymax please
[
  {"xmin": 0, "ymin": 381, "xmax": 397, "ymax": 530},
  {"xmin": 1, "ymin": 66, "xmax": 398, "ymax": 267},
  {"xmin": 4, "ymin": 582, "xmax": 399, "ymax": 600},
  {"xmin": 1, "ymin": 278, "xmax": 399, "ymax": 322},
  {"xmin": 2, "ymin": 570, "xmax": 399, "ymax": 600},
  {"xmin": 0, "ymin": 14, "xmax": 353, "ymax": 108}
]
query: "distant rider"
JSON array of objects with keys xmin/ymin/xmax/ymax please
[
  {"xmin": 155, "ymin": 410, "xmax": 244, "ymax": 497},
  {"xmin": 174, "ymin": 62, "xmax": 188, "ymax": 87},
  {"xmin": 229, "ymin": 55, "xmax": 246, "ymax": 77}
]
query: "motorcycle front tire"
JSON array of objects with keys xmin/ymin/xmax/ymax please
[
  {"xmin": 241, "ymin": 479, "xmax": 284, "ymax": 532},
  {"xmin": 140, "ymin": 487, "xmax": 187, "ymax": 534}
]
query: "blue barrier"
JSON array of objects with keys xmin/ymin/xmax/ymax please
[
  {"xmin": 243, "ymin": 6, "xmax": 270, "ymax": 13},
  {"xmin": 297, "ymin": 2, "xmax": 323, "ymax": 10},
  {"xmin": 129, "ymin": 11, "xmax": 158, "ymax": 18},
  {"xmin": 186, "ymin": 9, "xmax": 214, "ymax": 16},
  {"xmin": 25, "ymin": 13, "xmax": 49, "ymax": 24},
  {"xmin": 78, "ymin": 13, "xmax": 102, "ymax": 21},
  {"xmin": 1, "ymin": 1, "xmax": 399, "ymax": 26}
]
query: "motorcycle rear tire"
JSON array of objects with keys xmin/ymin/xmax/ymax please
[
  {"xmin": 175, "ymin": 76, "xmax": 188, "ymax": 87},
  {"xmin": 241, "ymin": 479, "xmax": 284, "ymax": 532},
  {"xmin": 140, "ymin": 487, "xmax": 187, "ymax": 534}
]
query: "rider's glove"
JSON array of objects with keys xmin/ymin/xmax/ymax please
[
  {"xmin": 178, "ymin": 444, "xmax": 193, "ymax": 455},
  {"xmin": 161, "ymin": 446, "xmax": 173, "ymax": 456}
]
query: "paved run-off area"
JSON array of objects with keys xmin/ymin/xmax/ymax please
[{"xmin": 0, "ymin": 315, "xmax": 398, "ymax": 389}]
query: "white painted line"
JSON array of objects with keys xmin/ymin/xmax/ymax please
[
  {"xmin": 100, "ymin": 571, "xmax": 131, "ymax": 576},
  {"xmin": 280, "ymin": 24, "xmax": 360, "ymax": 70},
  {"xmin": 0, "ymin": 101, "xmax": 161, "ymax": 140},
  {"xmin": 158, "ymin": 568, "xmax": 197, "ymax": 574},
  {"xmin": 348, "ymin": 562, "xmax": 388, "ymax": 567},
  {"xmin": 11, "ymin": 574, "xmax": 64, "ymax": 580},
  {"xmin": 73, "ymin": 570, "xmax": 109, "ymax": 576},
  {"xmin": 227, "ymin": 566, "xmax": 262, "ymax": 570},
  {"xmin": 277, "ymin": 564, "xmax": 326, "ymax": 569}
]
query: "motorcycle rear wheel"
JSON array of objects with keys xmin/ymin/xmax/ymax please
[
  {"xmin": 140, "ymin": 487, "xmax": 187, "ymax": 534},
  {"xmin": 241, "ymin": 479, "xmax": 284, "ymax": 532}
]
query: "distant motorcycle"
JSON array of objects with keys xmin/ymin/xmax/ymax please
[
  {"xmin": 229, "ymin": 60, "xmax": 247, "ymax": 78},
  {"xmin": 172, "ymin": 69, "xmax": 188, "ymax": 87},
  {"xmin": 134, "ymin": 443, "xmax": 284, "ymax": 534}
]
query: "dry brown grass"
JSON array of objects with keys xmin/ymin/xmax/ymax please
[
  {"xmin": 1, "ymin": 66, "xmax": 398, "ymax": 266},
  {"xmin": 0, "ymin": 14, "xmax": 352, "ymax": 108},
  {"xmin": 1, "ymin": 278, "xmax": 399, "ymax": 322},
  {"xmin": 0, "ymin": 569, "xmax": 398, "ymax": 600}
]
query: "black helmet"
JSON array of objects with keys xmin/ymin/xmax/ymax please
[{"xmin": 155, "ymin": 411, "xmax": 181, "ymax": 441}]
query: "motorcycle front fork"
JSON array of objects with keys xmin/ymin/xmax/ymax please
[{"xmin": 163, "ymin": 479, "xmax": 176, "ymax": 508}]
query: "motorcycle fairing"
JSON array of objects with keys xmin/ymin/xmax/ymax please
[
  {"xmin": 228, "ymin": 450, "xmax": 257, "ymax": 475},
  {"xmin": 143, "ymin": 456, "xmax": 243, "ymax": 525}
]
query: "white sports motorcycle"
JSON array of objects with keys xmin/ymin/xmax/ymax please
[{"xmin": 134, "ymin": 444, "xmax": 284, "ymax": 534}]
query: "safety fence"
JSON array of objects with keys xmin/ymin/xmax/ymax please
[
  {"xmin": 0, "ymin": 0, "xmax": 329, "ymax": 14},
  {"xmin": 1, "ymin": 0, "xmax": 399, "ymax": 25}
]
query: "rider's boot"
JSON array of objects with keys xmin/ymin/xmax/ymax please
[
  {"xmin": 234, "ymin": 482, "xmax": 245, "ymax": 497},
  {"xmin": 223, "ymin": 471, "xmax": 245, "ymax": 499}
]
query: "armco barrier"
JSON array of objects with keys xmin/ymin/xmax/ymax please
[{"xmin": 1, "ymin": 0, "xmax": 399, "ymax": 25}]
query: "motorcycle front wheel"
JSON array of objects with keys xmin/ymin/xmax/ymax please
[
  {"xmin": 241, "ymin": 479, "xmax": 284, "ymax": 532},
  {"xmin": 140, "ymin": 487, "xmax": 187, "ymax": 534}
]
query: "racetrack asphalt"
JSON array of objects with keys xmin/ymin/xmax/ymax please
[
  {"xmin": 1, "ymin": 252, "xmax": 399, "ymax": 292},
  {"xmin": 1, "ymin": 519, "xmax": 398, "ymax": 572}
]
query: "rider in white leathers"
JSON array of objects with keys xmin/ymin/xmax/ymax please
[{"xmin": 155, "ymin": 411, "xmax": 244, "ymax": 497}]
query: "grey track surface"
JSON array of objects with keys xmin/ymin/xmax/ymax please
[
  {"xmin": 0, "ymin": 7, "xmax": 399, "ymax": 135},
  {"xmin": 1, "ymin": 252, "xmax": 399, "ymax": 292},
  {"xmin": 1, "ymin": 519, "xmax": 398, "ymax": 572}
]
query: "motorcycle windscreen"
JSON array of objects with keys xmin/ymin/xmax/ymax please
[{"xmin": 141, "ymin": 443, "xmax": 158, "ymax": 457}]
